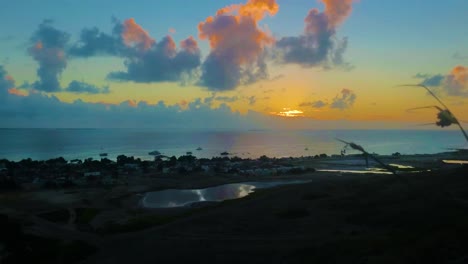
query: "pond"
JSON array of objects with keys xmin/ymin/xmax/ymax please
[{"xmin": 141, "ymin": 180, "xmax": 309, "ymax": 208}]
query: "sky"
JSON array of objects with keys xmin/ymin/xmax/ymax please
[{"xmin": 0, "ymin": 0, "xmax": 467, "ymax": 130}]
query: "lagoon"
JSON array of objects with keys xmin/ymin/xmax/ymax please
[{"xmin": 141, "ymin": 180, "xmax": 309, "ymax": 208}]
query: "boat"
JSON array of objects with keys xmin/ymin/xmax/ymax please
[
  {"xmin": 99, "ymin": 153, "xmax": 108, "ymax": 157},
  {"xmin": 220, "ymin": 151, "xmax": 229, "ymax": 156},
  {"xmin": 186, "ymin": 151, "xmax": 193, "ymax": 155},
  {"xmin": 196, "ymin": 147, "xmax": 203, "ymax": 151}
]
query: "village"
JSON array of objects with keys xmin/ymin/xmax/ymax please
[{"xmin": 0, "ymin": 153, "xmax": 321, "ymax": 191}]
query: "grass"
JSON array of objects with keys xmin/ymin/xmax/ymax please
[
  {"xmin": 3, "ymin": 234, "xmax": 97, "ymax": 264},
  {"xmin": 275, "ymin": 207, "xmax": 310, "ymax": 219},
  {"xmin": 37, "ymin": 209, "xmax": 70, "ymax": 224},
  {"xmin": 302, "ymin": 192, "xmax": 329, "ymax": 200},
  {"xmin": 285, "ymin": 222, "xmax": 468, "ymax": 264},
  {"xmin": 75, "ymin": 207, "xmax": 101, "ymax": 224},
  {"xmin": 97, "ymin": 214, "xmax": 177, "ymax": 234},
  {"xmin": 59, "ymin": 240, "xmax": 98, "ymax": 263}
]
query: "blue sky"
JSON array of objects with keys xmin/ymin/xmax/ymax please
[{"xmin": 0, "ymin": 0, "xmax": 467, "ymax": 129}]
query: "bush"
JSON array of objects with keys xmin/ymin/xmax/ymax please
[{"xmin": 276, "ymin": 208, "xmax": 310, "ymax": 219}]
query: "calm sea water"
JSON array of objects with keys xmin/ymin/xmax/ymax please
[{"xmin": 0, "ymin": 128, "xmax": 466, "ymax": 161}]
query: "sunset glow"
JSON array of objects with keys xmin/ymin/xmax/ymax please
[{"xmin": 0, "ymin": 0, "xmax": 466, "ymax": 129}]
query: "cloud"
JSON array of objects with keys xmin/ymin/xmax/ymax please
[
  {"xmin": 0, "ymin": 66, "xmax": 25, "ymax": 98},
  {"xmin": 108, "ymin": 35, "xmax": 201, "ymax": 82},
  {"xmin": 444, "ymin": 65, "xmax": 468, "ymax": 96},
  {"xmin": 65, "ymin": 81, "xmax": 110, "ymax": 94},
  {"xmin": 0, "ymin": 66, "xmax": 15, "ymax": 92},
  {"xmin": 28, "ymin": 20, "xmax": 69, "ymax": 92},
  {"xmin": 25, "ymin": 21, "xmax": 108, "ymax": 95},
  {"xmin": 247, "ymin": 95, "xmax": 257, "ymax": 105},
  {"xmin": 0, "ymin": 89, "xmax": 262, "ymax": 129},
  {"xmin": 215, "ymin": 95, "xmax": 239, "ymax": 103},
  {"xmin": 415, "ymin": 65, "xmax": 468, "ymax": 97},
  {"xmin": 197, "ymin": 0, "xmax": 278, "ymax": 91},
  {"xmin": 330, "ymin": 88, "xmax": 356, "ymax": 110},
  {"xmin": 300, "ymin": 100, "xmax": 328, "ymax": 108},
  {"xmin": 69, "ymin": 27, "xmax": 122, "ymax": 57},
  {"xmin": 414, "ymin": 73, "xmax": 445, "ymax": 87},
  {"xmin": 121, "ymin": 18, "xmax": 155, "ymax": 51},
  {"xmin": 276, "ymin": 0, "xmax": 353, "ymax": 68},
  {"xmin": 71, "ymin": 18, "xmax": 201, "ymax": 83}
]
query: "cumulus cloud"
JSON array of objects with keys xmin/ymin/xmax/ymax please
[
  {"xmin": 299, "ymin": 100, "xmax": 328, "ymax": 108},
  {"xmin": 415, "ymin": 65, "xmax": 468, "ymax": 97},
  {"xmin": 108, "ymin": 35, "xmax": 201, "ymax": 82},
  {"xmin": 71, "ymin": 18, "xmax": 201, "ymax": 83},
  {"xmin": 276, "ymin": 0, "xmax": 353, "ymax": 68},
  {"xmin": 65, "ymin": 81, "xmax": 110, "ymax": 94},
  {"xmin": 197, "ymin": 0, "xmax": 278, "ymax": 91},
  {"xmin": 28, "ymin": 20, "xmax": 69, "ymax": 92},
  {"xmin": 445, "ymin": 65, "xmax": 468, "ymax": 96},
  {"xmin": 121, "ymin": 18, "xmax": 155, "ymax": 51},
  {"xmin": 330, "ymin": 88, "xmax": 356, "ymax": 110},
  {"xmin": 26, "ymin": 21, "xmax": 111, "ymax": 95},
  {"xmin": 69, "ymin": 27, "xmax": 122, "ymax": 57}
]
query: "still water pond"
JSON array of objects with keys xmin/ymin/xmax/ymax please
[{"xmin": 141, "ymin": 180, "xmax": 308, "ymax": 208}]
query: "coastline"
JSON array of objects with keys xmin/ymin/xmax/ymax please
[{"xmin": 1, "ymin": 151, "xmax": 468, "ymax": 263}]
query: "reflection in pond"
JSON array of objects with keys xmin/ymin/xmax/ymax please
[{"xmin": 141, "ymin": 180, "xmax": 308, "ymax": 208}]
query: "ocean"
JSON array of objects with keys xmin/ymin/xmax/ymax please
[{"xmin": 0, "ymin": 128, "xmax": 466, "ymax": 161}]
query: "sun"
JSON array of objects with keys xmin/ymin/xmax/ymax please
[{"xmin": 271, "ymin": 108, "xmax": 304, "ymax": 117}]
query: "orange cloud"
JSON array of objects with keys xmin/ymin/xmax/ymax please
[
  {"xmin": 199, "ymin": 0, "xmax": 276, "ymax": 63},
  {"xmin": 198, "ymin": 0, "xmax": 278, "ymax": 90},
  {"xmin": 161, "ymin": 35, "xmax": 177, "ymax": 56},
  {"xmin": 321, "ymin": 0, "xmax": 354, "ymax": 28},
  {"xmin": 122, "ymin": 18, "xmax": 155, "ymax": 51},
  {"xmin": 444, "ymin": 65, "xmax": 468, "ymax": 96},
  {"xmin": 180, "ymin": 36, "xmax": 199, "ymax": 54},
  {"xmin": 450, "ymin": 65, "xmax": 467, "ymax": 86},
  {"xmin": 127, "ymin": 100, "xmax": 137, "ymax": 107},
  {"xmin": 218, "ymin": 0, "xmax": 279, "ymax": 21},
  {"xmin": 179, "ymin": 99, "xmax": 189, "ymax": 110},
  {"xmin": 8, "ymin": 88, "xmax": 28, "ymax": 97}
]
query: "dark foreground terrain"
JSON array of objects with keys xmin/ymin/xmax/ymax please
[{"xmin": 3, "ymin": 164, "xmax": 468, "ymax": 263}]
